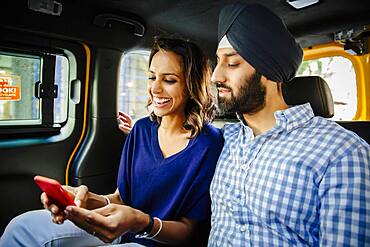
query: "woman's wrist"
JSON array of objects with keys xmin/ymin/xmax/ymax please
[
  {"xmin": 131, "ymin": 210, "xmax": 152, "ymax": 235},
  {"xmin": 101, "ymin": 195, "xmax": 111, "ymax": 205},
  {"xmin": 134, "ymin": 213, "xmax": 163, "ymax": 239},
  {"xmin": 134, "ymin": 214, "xmax": 154, "ymax": 237},
  {"xmin": 146, "ymin": 217, "xmax": 163, "ymax": 239},
  {"xmin": 84, "ymin": 192, "xmax": 108, "ymax": 209}
]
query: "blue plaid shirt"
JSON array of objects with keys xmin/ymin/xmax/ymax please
[{"xmin": 209, "ymin": 103, "xmax": 370, "ymax": 246}]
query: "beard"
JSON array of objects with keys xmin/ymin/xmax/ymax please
[{"xmin": 217, "ymin": 71, "xmax": 266, "ymax": 115}]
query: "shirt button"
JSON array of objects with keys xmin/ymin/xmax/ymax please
[{"xmin": 240, "ymin": 225, "xmax": 246, "ymax": 232}]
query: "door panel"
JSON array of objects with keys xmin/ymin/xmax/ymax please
[{"xmin": 0, "ymin": 30, "xmax": 87, "ymax": 234}]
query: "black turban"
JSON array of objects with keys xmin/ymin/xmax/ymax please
[{"xmin": 218, "ymin": 3, "xmax": 303, "ymax": 83}]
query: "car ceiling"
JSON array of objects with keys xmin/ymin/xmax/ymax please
[{"xmin": 1, "ymin": 0, "xmax": 370, "ymax": 57}]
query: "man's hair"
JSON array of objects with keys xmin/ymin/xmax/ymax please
[{"xmin": 147, "ymin": 36, "xmax": 216, "ymax": 138}]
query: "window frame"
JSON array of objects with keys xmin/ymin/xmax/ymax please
[
  {"xmin": 0, "ymin": 31, "xmax": 81, "ymax": 139},
  {"xmin": 0, "ymin": 45, "xmax": 64, "ymax": 133},
  {"xmin": 303, "ymin": 42, "xmax": 369, "ymax": 120},
  {"xmin": 117, "ymin": 49, "xmax": 150, "ymax": 121}
]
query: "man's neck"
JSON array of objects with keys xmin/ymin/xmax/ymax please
[
  {"xmin": 242, "ymin": 91, "xmax": 289, "ymax": 136},
  {"xmin": 242, "ymin": 112, "xmax": 273, "ymax": 137}
]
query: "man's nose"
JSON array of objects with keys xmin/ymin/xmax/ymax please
[{"xmin": 211, "ymin": 63, "xmax": 226, "ymax": 84}]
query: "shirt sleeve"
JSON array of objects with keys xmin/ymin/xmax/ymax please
[{"xmin": 318, "ymin": 144, "xmax": 370, "ymax": 245}]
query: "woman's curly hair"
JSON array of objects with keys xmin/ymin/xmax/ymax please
[{"xmin": 147, "ymin": 36, "xmax": 216, "ymax": 138}]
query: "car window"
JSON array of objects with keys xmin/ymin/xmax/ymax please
[
  {"xmin": 0, "ymin": 51, "xmax": 69, "ymax": 126},
  {"xmin": 0, "ymin": 52, "xmax": 41, "ymax": 125},
  {"xmin": 118, "ymin": 50, "xmax": 150, "ymax": 121},
  {"xmin": 296, "ymin": 56, "xmax": 357, "ymax": 120},
  {"xmin": 54, "ymin": 55, "xmax": 69, "ymax": 123}
]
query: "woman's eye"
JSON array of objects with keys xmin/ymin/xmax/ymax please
[
  {"xmin": 148, "ymin": 77, "xmax": 155, "ymax": 81},
  {"xmin": 228, "ymin": 63, "xmax": 239, "ymax": 68},
  {"xmin": 164, "ymin": 79, "xmax": 177, "ymax": 83}
]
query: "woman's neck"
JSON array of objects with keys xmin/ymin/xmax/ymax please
[
  {"xmin": 159, "ymin": 115, "xmax": 188, "ymax": 136},
  {"xmin": 157, "ymin": 114, "xmax": 191, "ymax": 158}
]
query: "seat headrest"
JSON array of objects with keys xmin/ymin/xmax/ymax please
[{"xmin": 282, "ymin": 76, "xmax": 334, "ymax": 118}]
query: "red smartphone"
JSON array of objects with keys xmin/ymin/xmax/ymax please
[{"xmin": 34, "ymin": 175, "xmax": 76, "ymax": 208}]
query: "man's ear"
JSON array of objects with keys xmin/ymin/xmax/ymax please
[
  {"xmin": 260, "ymin": 75, "xmax": 280, "ymax": 91},
  {"xmin": 259, "ymin": 74, "xmax": 269, "ymax": 87},
  {"xmin": 262, "ymin": 77, "xmax": 289, "ymax": 109}
]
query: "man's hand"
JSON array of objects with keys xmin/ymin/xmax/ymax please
[{"xmin": 64, "ymin": 204, "xmax": 146, "ymax": 243}]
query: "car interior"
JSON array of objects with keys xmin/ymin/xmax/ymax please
[{"xmin": 0, "ymin": 0, "xmax": 369, "ymax": 235}]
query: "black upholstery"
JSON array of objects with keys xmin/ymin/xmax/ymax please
[
  {"xmin": 283, "ymin": 76, "xmax": 369, "ymax": 144},
  {"xmin": 338, "ymin": 121, "xmax": 370, "ymax": 144},
  {"xmin": 282, "ymin": 76, "xmax": 334, "ymax": 118}
]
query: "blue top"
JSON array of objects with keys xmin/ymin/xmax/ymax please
[
  {"xmin": 117, "ymin": 117, "xmax": 224, "ymax": 246},
  {"xmin": 209, "ymin": 103, "xmax": 370, "ymax": 246}
]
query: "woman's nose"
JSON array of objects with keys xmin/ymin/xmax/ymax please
[{"xmin": 151, "ymin": 79, "xmax": 162, "ymax": 93}]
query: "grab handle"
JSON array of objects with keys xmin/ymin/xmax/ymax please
[{"xmin": 93, "ymin": 13, "xmax": 145, "ymax": 37}]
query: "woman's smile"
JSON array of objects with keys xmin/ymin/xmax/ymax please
[{"xmin": 153, "ymin": 96, "xmax": 172, "ymax": 108}]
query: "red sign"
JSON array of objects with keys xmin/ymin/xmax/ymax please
[{"xmin": 0, "ymin": 76, "xmax": 21, "ymax": 101}]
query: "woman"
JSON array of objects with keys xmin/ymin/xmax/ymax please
[{"xmin": 0, "ymin": 36, "xmax": 224, "ymax": 247}]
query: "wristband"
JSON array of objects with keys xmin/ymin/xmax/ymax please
[
  {"xmin": 135, "ymin": 215, "xmax": 154, "ymax": 238},
  {"xmin": 146, "ymin": 217, "xmax": 162, "ymax": 239}
]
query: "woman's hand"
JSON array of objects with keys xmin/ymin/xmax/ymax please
[
  {"xmin": 64, "ymin": 185, "xmax": 90, "ymax": 208},
  {"xmin": 64, "ymin": 203, "xmax": 198, "ymax": 245},
  {"xmin": 64, "ymin": 204, "xmax": 147, "ymax": 243},
  {"xmin": 41, "ymin": 185, "xmax": 90, "ymax": 225},
  {"xmin": 117, "ymin": 111, "xmax": 133, "ymax": 134}
]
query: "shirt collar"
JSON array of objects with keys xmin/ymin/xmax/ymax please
[
  {"xmin": 236, "ymin": 103, "xmax": 315, "ymax": 133},
  {"xmin": 274, "ymin": 103, "xmax": 314, "ymax": 132}
]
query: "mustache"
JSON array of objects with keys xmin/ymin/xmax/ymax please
[{"xmin": 215, "ymin": 83, "xmax": 232, "ymax": 90}]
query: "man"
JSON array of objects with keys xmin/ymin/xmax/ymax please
[{"xmin": 208, "ymin": 3, "xmax": 370, "ymax": 246}]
